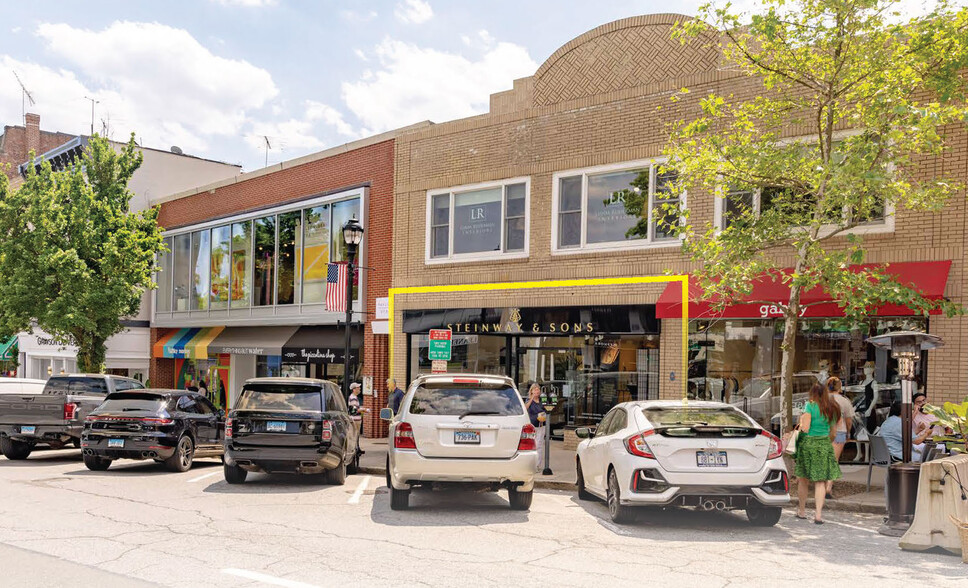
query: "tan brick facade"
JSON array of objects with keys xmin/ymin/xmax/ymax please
[{"xmin": 391, "ymin": 14, "xmax": 968, "ymax": 407}]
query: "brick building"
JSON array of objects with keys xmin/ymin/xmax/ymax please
[
  {"xmin": 151, "ymin": 124, "xmax": 427, "ymax": 437},
  {"xmin": 0, "ymin": 113, "xmax": 74, "ymax": 183},
  {"xmin": 390, "ymin": 14, "xmax": 967, "ymax": 441}
]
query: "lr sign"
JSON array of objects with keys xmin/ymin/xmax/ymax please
[{"xmin": 428, "ymin": 329, "xmax": 452, "ymax": 361}]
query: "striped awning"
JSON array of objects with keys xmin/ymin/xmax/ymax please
[
  {"xmin": 0, "ymin": 335, "xmax": 17, "ymax": 362},
  {"xmin": 152, "ymin": 327, "xmax": 225, "ymax": 359}
]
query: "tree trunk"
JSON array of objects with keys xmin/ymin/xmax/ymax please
[
  {"xmin": 779, "ymin": 285, "xmax": 802, "ymax": 435},
  {"xmin": 75, "ymin": 334, "xmax": 107, "ymax": 374}
]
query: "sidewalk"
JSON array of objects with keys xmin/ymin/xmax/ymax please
[{"xmin": 360, "ymin": 438, "xmax": 888, "ymax": 513}]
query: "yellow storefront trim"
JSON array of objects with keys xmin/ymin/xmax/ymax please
[{"xmin": 193, "ymin": 326, "xmax": 226, "ymax": 360}]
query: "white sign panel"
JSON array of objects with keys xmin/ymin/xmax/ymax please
[
  {"xmin": 431, "ymin": 360, "xmax": 447, "ymax": 373},
  {"xmin": 371, "ymin": 320, "xmax": 389, "ymax": 335},
  {"xmin": 375, "ymin": 297, "xmax": 390, "ymax": 320},
  {"xmin": 363, "ymin": 375, "xmax": 373, "ymax": 397}
]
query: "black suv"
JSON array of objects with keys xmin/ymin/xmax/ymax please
[
  {"xmin": 81, "ymin": 390, "xmax": 225, "ymax": 472},
  {"xmin": 223, "ymin": 377, "xmax": 359, "ymax": 485}
]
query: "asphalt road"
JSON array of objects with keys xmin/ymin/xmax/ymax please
[{"xmin": 0, "ymin": 449, "xmax": 963, "ymax": 588}]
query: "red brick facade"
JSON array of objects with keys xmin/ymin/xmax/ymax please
[{"xmin": 0, "ymin": 113, "xmax": 76, "ymax": 182}]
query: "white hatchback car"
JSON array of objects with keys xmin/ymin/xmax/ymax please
[
  {"xmin": 381, "ymin": 374, "xmax": 538, "ymax": 511},
  {"xmin": 575, "ymin": 400, "xmax": 789, "ymax": 525}
]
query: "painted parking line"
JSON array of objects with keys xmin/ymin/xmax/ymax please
[
  {"xmin": 348, "ymin": 475, "xmax": 371, "ymax": 504},
  {"xmin": 222, "ymin": 568, "xmax": 319, "ymax": 588},
  {"xmin": 187, "ymin": 471, "xmax": 222, "ymax": 483}
]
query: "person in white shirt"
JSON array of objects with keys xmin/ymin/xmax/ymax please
[{"xmin": 825, "ymin": 377, "xmax": 853, "ymax": 498}]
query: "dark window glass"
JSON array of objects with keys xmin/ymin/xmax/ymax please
[
  {"xmin": 177, "ymin": 395, "xmax": 199, "ymax": 413},
  {"xmin": 609, "ymin": 409, "xmax": 628, "ymax": 434},
  {"xmin": 236, "ymin": 386, "xmax": 323, "ymax": 411},
  {"xmin": 723, "ymin": 190, "xmax": 754, "ymax": 229},
  {"xmin": 652, "ymin": 170, "xmax": 680, "ymax": 240},
  {"xmin": 114, "ymin": 379, "xmax": 143, "ymax": 391},
  {"xmin": 331, "ymin": 199, "xmax": 362, "ymax": 263},
  {"xmin": 44, "ymin": 377, "xmax": 109, "ymax": 395},
  {"xmin": 407, "ymin": 383, "xmax": 524, "ymax": 416},
  {"xmin": 97, "ymin": 396, "xmax": 166, "ymax": 412},
  {"xmin": 431, "ymin": 194, "xmax": 450, "ymax": 258},
  {"xmin": 557, "ymin": 176, "xmax": 583, "ymax": 248},
  {"xmin": 253, "ymin": 216, "xmax": 276, "ymax": 306},
  {"xmin": 453, "ymin": 188, "xmax": 502, "ymax": 255},
  {"xmin": 505, "ymin": 183, "xmax": 526, "ymax": 252},
  {"xmin": 587, "ymin": 170, "xmax": 644, "ymax": 244},
  {"xmin": 277, "ymin": 211, "xmax": 301, "ymax": 305},
  {"xmin": 196, "ymin": 396, "xmax": 216, "ymax": 415},
  {"xmin": 643, "ymin": 407, "xmax": 752, "ymax": 427}
]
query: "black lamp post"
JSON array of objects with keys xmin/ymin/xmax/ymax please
[
  {"xmin": 866, "ymin": 330, "xmax": 943, "ymax": 536},
  {"xmin": 341, "ymin": 217, "xmax": 364, "ymax": 399}
]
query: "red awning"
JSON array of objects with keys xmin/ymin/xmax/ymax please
[{"xmin": 656, "ymin": 261, "xmax": 952, "ymax": 320}]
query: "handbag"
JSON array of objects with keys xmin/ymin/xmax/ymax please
[{"xmin": 783, "ymin": 429, "xmax": 800, "ymax": 456}]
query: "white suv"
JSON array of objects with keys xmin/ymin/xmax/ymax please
[{"xmin": 381, "ymin": 374, "xmax": 538, "ymax": 511}]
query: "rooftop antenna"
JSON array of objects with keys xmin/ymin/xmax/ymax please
[
  {"xmin": 84, "ymin": 96, "xmax": 99, "ymax": 136},
  {"xmin": 12, "ymin": 71, "xmax": 35, "ymax": 126},
  {"xmin": 263, "ymin": 135, "xmax": 271, "ymax": 167}
]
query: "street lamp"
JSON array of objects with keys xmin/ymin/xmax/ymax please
[
  {"xmin": 341, "ymin": 218, "xmax": 364, "ymax": 399},
  {"xmin": 866, "ymin": 330, "xmax": 944, "ymax": 535}
]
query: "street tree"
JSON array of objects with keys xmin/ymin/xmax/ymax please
[
  {"xmin": 622, "ymin": 0, "xmax": 968, "ymax": 431},
  {"xmin": 0, "ymin": 135, "xmax": 165, "ymax": 373}
]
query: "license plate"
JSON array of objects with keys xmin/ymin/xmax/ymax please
[
  {"xmin": 20, "ymin": 426, "xmax": 35, "ymax": 435},
  {"xmin": 266, "ymin": 421, "xmax": 287, "ymax": 433},
  {"xmin": 454, "ymin": 431, "xmax": 480, "ymax": 444},
  {"xmin": 696, "ymin": 450, "xmax": 728, "ymax": 467},
  {"xmin": 108, "ymin": 439, "xmax": 124, "ymax": 448}
]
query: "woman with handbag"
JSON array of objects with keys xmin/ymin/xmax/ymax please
[{"xmin": 794, "ymin": 382, "xmax": 842, "ymax": 524}]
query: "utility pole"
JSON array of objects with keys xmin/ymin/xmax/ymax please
[{"xmin": 84, "ymin": 96, "xmax": 99, "ymax": 136}]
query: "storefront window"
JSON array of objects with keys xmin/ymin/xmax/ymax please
[
  {"xmin": 331, "ymin": 199, "xmax": 361, "ymax": 300},
  {"xmin": 256, "ymin": 355, "xmax": 282, "ymax": 378},
  {"xmin": 586, "ymin": 170, "xmax": 645, "ymax": 244},
  {"xmin": 277, "ymin": 211, "xmax": 302, "ymax": 305},
  {"xmin": 231, "ymin": 221, "xmax": 251, "ymax": 308},
  {"xmin": 156, "ymin": 237, "xmax": 172, "ymax": 313},
  {"xmin": 253, "ymin": 215, "xmax": 276, "ymax": 306},
  {"xmin": 191, "ymin": 230, "xmax": 210, "ymax": 311},
  {"xmin": 302, "ymin": 204, "xmax": 330, "ymax": 304},
  {"xmin": 172, "ymin": 234, "xmax": 191, "ymax": 312},
  {"xmin": 210, "ymin": 225, "xmax": 231, "ymax": 310},
  {"xmin": 428, "ymin": 181, "xmax": 527, "ymax": 261}
]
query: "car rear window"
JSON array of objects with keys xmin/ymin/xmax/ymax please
[
  {"xmin": 98, "ymin": 395, "xmax": 166, "ymax": 413},
  {"xmin": 643, "ymin": 407, "xmax": 752, "ymax": 428},
  {"xmin": 408, "ymin": 383, "xmax": 523, "ymax": 416},
  {"xmin": 236, "ymin": 385, "xmax": 323, "ymax": 412},
  {"xmin": 44, "ymin": 377, "xmax": 109, "ymax": 395}
]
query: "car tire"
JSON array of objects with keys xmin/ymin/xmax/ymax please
[
  {"xmin": 0, "ymin": 437, "xmax": 32, "ymax": 460},
  {"xmin": 389, "ymin": 485, "xmax": 410, "ymax": 511},
  {"xmin": 606, "ymin": 468, "xmax": 634, "ymax": 524},
  {"xmin": 347, "ymin": 445, "xmax": 360, "ymax": 475},
  {"xmin": 746, "ymin": 505, "xmax": 782, "ymax": 527},
  {"xmin": 165, "ymin": 435, "xmax": 194, "ymax": 473},
  {"xmin": 83, "ymin": 453, "xmax": 111, "ymax": 471},
  {"xmin": 508, "ymin": 487, "xmax": 533, "ymax": 511},
  {"xmin": 72, "ymin": 438, "xmax": 82, "ymax": 449},
  {"xmin": 325, "ymin": 457, "xmax": 347, "ymax": 485},
  {"xmin": 223, "ymin": 463, "xmax": 247, "ymax": 484},
  {"xmin": 576, "ymin": 459, "xmax": 593, "ymax": 501}
]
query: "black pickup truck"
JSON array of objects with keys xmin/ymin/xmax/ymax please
[{"xmin": 0, "ymin": 374, "xmax": 144, "ymax": 460}]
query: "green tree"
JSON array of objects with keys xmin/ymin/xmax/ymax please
[
  {"xmin": 0, "ymin": 135, "xmax": 165, "ymax": 373},
  {"xmin": 624, "ymin": 0, "xmax": 968, "ymax": 431}
]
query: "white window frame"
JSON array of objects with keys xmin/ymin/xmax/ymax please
[
  {"xmin": 551, "ymin": 158, "xmax": 685, "ymax": 255},
  {"xmin": 713, "ymin": 130, "xmax": 895, "ymax": 236},
  {"xmin": 424, "ymin": 177, "xmax": 531, "ymax": 264}
]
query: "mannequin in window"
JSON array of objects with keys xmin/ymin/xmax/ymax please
[
  {"xmin": 721, "ymin": 362, "xmax": 740, "ymax": 403},
  {"xmin": 860, "ymin": 361, "xmax": 880, "ymax": 433},
  {"xmin": 816, "ymin": 359, "xmax": 831, "ymax": 385}
]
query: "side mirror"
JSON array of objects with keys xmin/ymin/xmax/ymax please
[
  {"xmin": 575, "ymin": 427, "xmax": 592, "ymax": 439},
  {"xmin": 380, "ymin": 408, "xmax": 393, "ymax": 421},
  {"xmin": 217, "ymin": 409, "xmax": 225, "ymax": 419}
]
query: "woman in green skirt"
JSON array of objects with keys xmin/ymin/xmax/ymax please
[{"xmin": 794, "ymin": 382, "xmax": 842, "ymax": 524}]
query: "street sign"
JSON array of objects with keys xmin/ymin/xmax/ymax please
[
  {"xmin": 431, "ymin": 360, "xmax": 447, "ymax": 373},
  {"xmin": 428, "ymin": 329, "xmax": 452, "ymax": 361}
]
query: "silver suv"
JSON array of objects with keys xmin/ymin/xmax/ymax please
[{"xmin": 381, "ymin": 374, "xmax": 538, "ymax": 511}]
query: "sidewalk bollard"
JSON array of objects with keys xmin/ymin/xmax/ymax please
[{"xmin": 542, "ymin": 404, "xmax": 554, "ymax": 476}]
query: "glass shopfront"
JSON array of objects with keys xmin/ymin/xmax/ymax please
[
  {"xmin": 404, "ymin": 305, "xmax": 660, "ymax": 437},
  {"xmin": 688, "ymin": 316, "xmax": 928, "ymax": 431}
]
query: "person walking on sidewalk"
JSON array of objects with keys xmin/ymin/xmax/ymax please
[
  {"xmin": 826, "ymin": 377, "xmax": 853, "ymax": 498},
  {"xmin": 386, "ymin": 378, "xmax": 404, "ymax": 415},
  {"xmin": 524, "ymin": 382, "xmax": 546, "ymax": 472},
  {"xmin": 795, "ymin": 382, "xmax": 842, "ymax": 524}
]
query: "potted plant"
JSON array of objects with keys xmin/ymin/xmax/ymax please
[{"xmin": 923, "ymin": 399, "xmax": 968, "ymax": 455}]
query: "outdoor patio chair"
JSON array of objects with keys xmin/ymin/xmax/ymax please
[{"xmin": 867, "ymin": 434, "xmax": 895, "ymax": 492}]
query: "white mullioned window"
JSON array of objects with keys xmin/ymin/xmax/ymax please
[
  {"xmin": 426, "ymin": 177, "xmax": 530, "ymax": 263},
  {"xmin": 551, "ymin": 159, "xmax": 683, "ymax": 254}
]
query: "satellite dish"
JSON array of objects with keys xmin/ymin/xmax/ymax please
[{"xmin": 170, "ymin": 146, "xmax": 183, "ymax": 155}]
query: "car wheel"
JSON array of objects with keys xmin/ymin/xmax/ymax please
[
  {"xmin": 325, "ymin": 457, "xmax": 347, "ymax": 485},
  {"xmin": 223, "ymin": 463, "xmax": 247, "ymax": 484},
  {"xmin": 508, "ymin": 487, "xmax": 533, "ymax": 511},
  {"xmin": 165, "ymin": 435, "xmax": 194, "ymax": 472},
  {"xmin": 72, "ymin": 438, "xmax": 82, "ymax": 449},
  {"xmin": 347, "ymin": 445, "xmax": 360, "ymax": 475},
  {"xmin": 606, "ymin": 468, "xmax": 634, "ymax": 524},
  {"xmin": 576, "ymin": 459, "xmax": 593, "ymax": 501},
  {"xmin": 746, "ymin": 505, "xmax": 782, "ymax": 527},
  {"xmin": 0, "ymin": 437, "xmax": 32, "ymax": 460},
  {"xmin": 389, "ymin": 485, "xmax": 410, "ymax": 510},
  {"xmin": 83, "ymin": 453, "xmax": 111, "ymax": 471}
]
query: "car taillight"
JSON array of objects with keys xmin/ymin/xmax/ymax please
[
  {"xmin": 139, "ymin": 418, "xmax": 174, "ymax": 425},
  {"xmin": 760, "ymin": 430, "xmax": 783, "ymax": 460},
  {"xmin": 321, "ymin": 420, "xmax": 333, "ymax": 442},
  {"xmin": 394, "ymin": 422, "xmax": 416, "ymax": 449},
  {"xmin": 225, "ymin": 418, "xmax": 233, "ymax": 439},
  {"xmin": 518, "ymin": 423, "xmax": 537, "ymax": 451},
  {"xmin": 452, "ymin": 378, "xmax": 480, "ymax": 384},
  {"xmin": 625, "ymin": 430, "xmax": 656, "ymax": 458},
  {"xmin": 64, "ymin": 402, "xmax": 78, "ymax": 421}
]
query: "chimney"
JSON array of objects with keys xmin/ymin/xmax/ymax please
[{"xmin": 24, "ymin": 113, "xmax": 40, "ymax": 156}]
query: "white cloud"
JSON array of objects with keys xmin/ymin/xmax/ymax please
[
  {"xmin": 341, "ymin": 9, "xmax": 378, "ymax": 23},
  {"xmin": 244, "ymin": 100, "xmax": 358, "ymax": 162},
  {"xmin": 394, "ymin": 0, "xmax": 433, "ymax": 24},
  {"xmin": 305, "ymin": 100, "xmax": 356, "ymax": 137},
  {"xmin": 342, "ymin": 38, "xmax": 537, "ymax": 134},
  {"xmin": 210, "ymin": 0, "xmax": 278, "ymax": 6}
]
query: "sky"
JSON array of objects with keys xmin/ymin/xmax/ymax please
[{"xmin": 0, "ymin": 0, "xmax": 952, "ymax": 172}]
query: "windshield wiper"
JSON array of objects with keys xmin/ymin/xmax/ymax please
[{"xmin": 458, "ymin": 410, "xmax": 501, "ymax": 420}]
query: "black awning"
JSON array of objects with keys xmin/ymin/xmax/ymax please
[{"xmin": 282, "ymin": 325, "xmax": 363, "ymax": 364}]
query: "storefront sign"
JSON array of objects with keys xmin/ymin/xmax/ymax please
[
  {"xmin": 371, "ymin": 320, "xmax": 390, "ymax": 334},
  {"xmin": 402, "ymin": 305, "xmax": 659, "ymax": 336},
  {"xmin": 428, "ymin": 329, "xmax": 452, "ymax": 361},
  {"xmin": 282, "ymin": 347, "xmax": 357, "ymax": 364},
  {"xmin": 375, "ymin": 297, "xmax": 390, "ymax": 320}
]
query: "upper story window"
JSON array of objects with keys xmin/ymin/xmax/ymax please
[
  {"xmin": 156, "ymin": 189, "xmax": 363, "ymax": 315},
  {"xmin": 718, "ymin": 186, "xmax": 888, "ymax": 231},
  {"xmin": 552, "ymin": 160, "xmax": 682, "ymax": 253},
  {"xmin": 427, "ymin": 178, "xmax": 529, "ymax": 263}
]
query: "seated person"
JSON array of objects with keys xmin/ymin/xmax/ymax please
[{"xmin": 880, "ymin": 402, "xmax": 933, "ymax": 462}]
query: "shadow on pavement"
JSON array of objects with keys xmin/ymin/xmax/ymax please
[
  {"xmin": 0, "ymin": 449, "xmax": 82, "ymax": 466},
  {"xmin": 62, "ymin": 458, "xmax": 222, "ymax": 477},
  {"xmin": 369, "ymin": 484, "xmax": 530, "ymax": 526},
  {"xmin": 202, "ymin": 472, "xmax": 335, "ymax": 494}
]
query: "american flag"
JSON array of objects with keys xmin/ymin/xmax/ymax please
[{"xmin": 326, "ymin": 262, "xmax": 349, "ymax": 312}]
